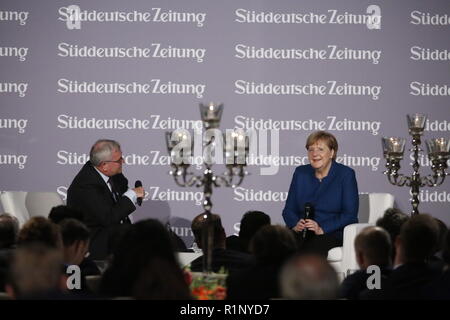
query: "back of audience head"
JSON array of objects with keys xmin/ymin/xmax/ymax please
[
  {"xmin": 442, "ymin": 231, "xmax": 450, "ymax": 265},
  {"xmin": 191, "ymin": 213, "xmax": 225, "ymax": 249},
  {"xmin": 59, "ymin": 218, "xmax": 90, "ymax": 265},
  {"xmin": 354, "ymin": 226, "xmax": 392, "ymax": 269},
  {"xmin": 396, "ymin": 213, "xmax": 439, "ymax": 264},
  {"xmin": 433, "ymin": 218, "xmax": 448, "ymax": 257},
  {"xmin": 280, "ymin": 254, "xmax": 339, "ymax": 300},
  {"xmin": 17, "ymin": 216, "xmax": 62, "ymax": 250},
  {"xmin": 132, "ymin": 257, "xmax": 192, "ymax": 300},
  {"xmin": 6, "ymin": 244, "xmax": 65, "ymax": 299},
  {"xmin": 0, "ymin": 213, "xmax": 19, "ymax": 249},
  {"xmin": 48, "ymin": 205, "xmax": 83, "ymax": 224},
  {"xmin": 250, "ymin": 225, "xmax": 297, "ymax": 264},
  {"xmin": 376, "ymin": 208, "xmax": 409, "ymax": 259},
  {"xmin": 100, "ymin": 219, "xmax": 184, "ymax": 297},
  {"xmin": 376, "ymin": 208, "xmax": 409, "ymax": 243},
  {"xmin": 239, "ymin": 211, "xmax": 271, "ymax": 240}
]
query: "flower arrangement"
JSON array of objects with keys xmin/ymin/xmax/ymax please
[{"xmin": 184, "ymin": 267, "xmax": 228, "ymax": 300}]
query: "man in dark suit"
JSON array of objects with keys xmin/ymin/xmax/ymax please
[
  {"xmin": 339, "ymin": 226, "xmax": 392, "ymax": 300},
  {"xmin": 67, "ymin": 139, "xmax": 144, "ymax": 260},
  {"xmin": 363, "ymin": 214, "xmax": 440, "ymax": 300},
  {"xmin": 189, "ymin": 213, "xmax": 252, "ymax": 274}
]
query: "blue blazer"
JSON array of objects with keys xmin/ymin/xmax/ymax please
[{"xmin": 282, "ymin": 161, "xmax": 359, "ymax": 241}]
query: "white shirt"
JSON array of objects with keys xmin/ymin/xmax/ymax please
[{"xmin": 94, "ymin": 167, "xmax": 137, "ymax": 205}]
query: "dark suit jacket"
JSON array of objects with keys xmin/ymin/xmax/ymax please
[
  {"xmin": 339, "ymin": 267, "xmax": 392, "ymax": 300},
  {"xmin": 67, "ymin": 161, "xmax": 135, "ymax": 259},
  {"xmin": 226, "ymin": 263, "xmax": 282, "ymax": 300},
  {"xmin": 363, "ymin": 262, "xmax": 440, "ymax": 300}
]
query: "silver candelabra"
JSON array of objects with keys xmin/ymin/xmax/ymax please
[
  {"xmin": 382, "ymin": 114, "xmax": 449, "ymax": 215},
  {"xmin": 165, "ymin": 103, "xmax": 250, "ymax": 271}
]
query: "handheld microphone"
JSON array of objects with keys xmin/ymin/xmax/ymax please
[
  {"xmin": 302, "ymin": 202, "xmax": 314, "ymax": 239},
  {"xmin": 135, "ymin": 180, "xmax": 143, "ymax": 206}
]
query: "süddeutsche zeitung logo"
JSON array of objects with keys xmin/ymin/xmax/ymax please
[
  {"xmin": 417, "ymin": 190, "xmax": 450, "ymax": 203},
  {"xmin": 235, "ymin": 6, "xmax": 381, "ymax": 29},
  {"xmin": 0, "ymin": 154, "xmax": 27, "ymax": 169},
  {"xmin": 57, "ymin": 185, "xmax": 204, "ymax": 206},
  {"xmin": 234, "ymin": 187, "xmax": 288, "ymax": 202},
  {"xmin": 410, "ymin": 10, "xmax": 450, "ymax": 26},
  {"xmin": 235, "ymin": 44, "xmax": 381, "ymax": 64},
  {"xmin": 246, "ymin": 154, "xmax": 381, "ymax": 171},
  {"xmin": 235, "ymin": 115, "xmax": 381, "ymax": 136},
  {"xmin": 0, "ymin": 47, "xmax": 29, "ymax": 61},
  {"xmin": 425, "ymin": 119, "xmax": 450, "ymax": 132},
  {"xmin": 57, "ymin": 114, "xmax": 202, "ymax": 131},
  {"xmin": 59, "ymin": 5, "xmax": 206, "ymax": 29},
  {"xmin": 57, "ymin": 150, "xmax": 171, "ymax": 166},
  {"xmin": 235, "ymin": 80, "xmax": 381, "ymax": 100},
  {"xmin": 0, "ymin": 118, "xmax": 28, "ymax": 134},
  {"xmin": 57, "ymin": 79, "xmax": 206, "ymax": 98},
  {"xmin": 410, "ymin": 46, "xmax": 450, "ymax": 62},
  {"xmin": 58, "ymin": 43, "xmax": 206, "ymax": 62},
  {"xmin": 0, "ymin": 82, "xmax": 28, "ymax": 97},
  {"xmin": 0, "ymin": 10, "xmax": 29, "ymax": 25},
  {"xmin": 410, "ymin": 82, "xmax": 450, "ymax": 96},
  {"xmin": 409, "ymin": 153, "xmax": 450, "ymax": 168}
]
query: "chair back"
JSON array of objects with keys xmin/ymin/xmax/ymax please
[
  {"xmin": 0, "ymin": 191, "xmax": 64, "ymax": 227},
  {"xmin": 340, "ymin": 193, "xmax": 395, "ymax": 275},
  {"xmin": 367, "ymin": 193, "xmax": 395, "ymax": 224},
  {"xmin": 0, "ymin": 191, "xmax": 29, "ymax": 227},
  {"xmin": 25, "ymin": 192, "xmax": 64, "ymax": 219}
]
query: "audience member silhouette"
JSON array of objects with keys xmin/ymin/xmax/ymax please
[
  {"xmin": 422, "ymin": 224, "xmax": 450, "ymax": 299},
  {"xmin": 132, "ymin": 257, "xmax": 192, "ymax": 300},
  {"xmin": 0, "ymin": 214, "xmax": 19, "ymax": 292},
  {"xmin": 59, "ymin": 218, "xmax": 100, "ymax": 294},
  {"xmin": 427, "ymin": 218, "xmax": 448, "ymax": 272},
  {"xmin": 367, "ymin": 214, "xmax": 440, "ymax": 299},
  {"xmin": 17, "ymin": 217, "xmax": 62, "ymax": 249},
  {"xmin": 0, "ymin": 214, "xmax": 18, "ymax": 250},
  {"xmin": 226, "ymin": 225, "xmax": 297, "ymax": 300},
  {"xmin": 49, "ymin": 208, "xmax": 101, "ymax": 279},
  {"xmin": 48, "ymin": 205, "xmax": 83, "ymax": 224},
  {"xmin": 5, "ymin": 244, "xmax": 67, "ymax": 299},
  {"xmin": 226, "ymin": 210, "xmax": 271, "ymax": 254},
  {"xmin": 339, "ymin": 226, "xmax": 392, "ymax": 299},
  {"xmin": 189, "ymin": 212, "xmax": 252, "ymax": 274},
  {"xmin": 376, "ymin": 208, "xmax": 409, "ymax": 261},
  {"xmin": 99, "ymin": 219, "xmax": 190, "ymax": 298},
  {"xmin": 280, "ymin": 254, "xmax": 339, "ymax": 300}
]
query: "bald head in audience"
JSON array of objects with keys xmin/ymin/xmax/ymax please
[
  {"xmin": 280, "ymin": 254, "xmax": 339, "ymax": 300},
  {"xmin": 354, "ymin": 226, "xmax": 392, "ymax": 270}
]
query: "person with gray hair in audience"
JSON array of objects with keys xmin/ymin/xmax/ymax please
[
  {"xmin": 339, "ymin": 226, "xmax": 392, "ymax": 299},
  {"xmin": 280, "ymin": 254, "xmax": 339, "ymax": 300}
]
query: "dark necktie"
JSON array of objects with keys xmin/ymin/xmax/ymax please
[
  {"xmin": 107, "ymin": 178, "xmax": 119, "ymax": 203},
  {"xmin": 108, "ymin": 178, "xmax": 131, "ymax": 225}
]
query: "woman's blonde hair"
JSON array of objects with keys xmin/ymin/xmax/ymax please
[{"xmin": 305, "ymin": 131, "xmax": 338, "ymax": 160}]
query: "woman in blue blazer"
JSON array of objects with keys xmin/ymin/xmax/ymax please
[{"xmin": 282, "ymin": 131, "xmax": 359, "ymax": 255}]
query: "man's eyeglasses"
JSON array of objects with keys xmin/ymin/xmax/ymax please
[{"xmin": 103, "ymin": 157, "xmax": 124, "ymax": 164}]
